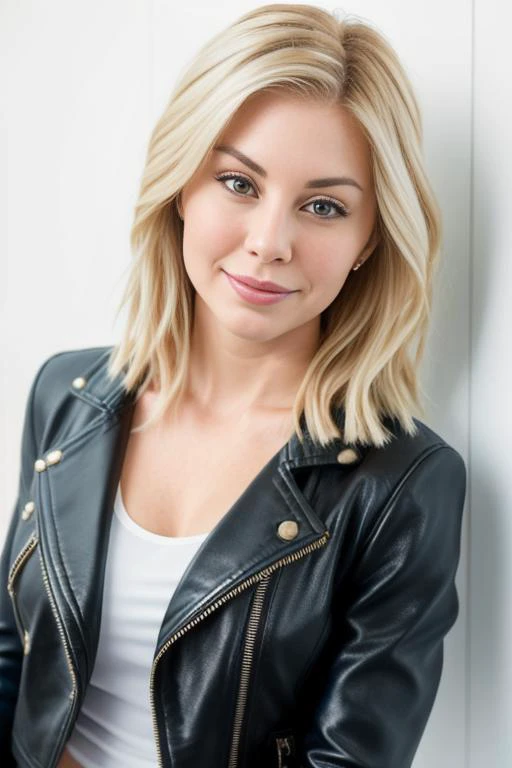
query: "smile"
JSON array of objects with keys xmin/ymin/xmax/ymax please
[{"xmin": 222, "ymin": 270, "xmax": 296, "ymax": 306}]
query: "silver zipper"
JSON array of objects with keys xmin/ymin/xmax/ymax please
[
  {"xmin": 227, "ymin": 574, "xmax": 271, "ymax": 768},
  {"xmin": 6, "ymin": 528, "xmax": 79, "ymax": 765},
  {"xmin": 7, "ymin": 533, "xmax": 39, "ymax": 652},
  {"xmin": 38, "ymin": 538, "xmax": 80, "ymax": 768},
  {"xmin": 38, "ymin": 545, "xmax": 78, "ymax": 701},
  {"xmin": 149, "ymin": 530, "xmax": 330, "ymax": 767}
]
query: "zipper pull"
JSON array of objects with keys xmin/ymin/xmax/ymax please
[{"xmin": 276, "ymin": 734, "xmax": 294, "ymax": 768}]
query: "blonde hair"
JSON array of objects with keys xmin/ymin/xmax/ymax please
[{"xmin": 107, "ymin": 3, "xmax": 442, "ymax": 449}]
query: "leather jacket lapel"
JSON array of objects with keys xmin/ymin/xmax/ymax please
[
  {"xmin": 34, "ymin": 399, "xmax": 136, "ymax": 679},
  {"xmin": 33, "ymin": 348, "xmax": 351, "ymax": 677},
  {"xmin": 154, "ymin": 445, "xmax": 331, "ymax": 649}
]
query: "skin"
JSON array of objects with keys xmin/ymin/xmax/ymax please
[{"xmin": 178, "ymin": 91, "xmax": 379, "ymax": 423}]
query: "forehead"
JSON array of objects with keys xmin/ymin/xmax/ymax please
[
  {"xmin": 226, "ymin": 89, "xmax": 357, "ymax": 129},
  {"xmin": 213, "ymin": 91, "xmax": 372, "ymax": 179}
]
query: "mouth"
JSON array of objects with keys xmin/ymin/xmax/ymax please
[
  {"xmin": 222, "ymin": 269, "xmax": 297, "ymax": 305},
  {"xmin": 222, "ymin": 269, "xmax": 295, "ymax": 294}
]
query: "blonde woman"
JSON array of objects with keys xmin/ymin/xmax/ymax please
[{"xmin": 0, "ymin": 4, "xmax": 466, "ymax": 767}]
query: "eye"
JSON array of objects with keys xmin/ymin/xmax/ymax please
[
  {"xmin": 215, "ymin": 172, "xmax": 257, "ymax": 197},
  {"xmin": 303, "ymin": 198, "xmax": 349, "ymax": 219},
  {"xmin": 215, "ymin": 172, "xmax": 349, "ymax": 219}
]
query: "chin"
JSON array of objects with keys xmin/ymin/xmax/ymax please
[{"xmin": 223, "ymin": 314, "xmax": 285, "ymax": 343}]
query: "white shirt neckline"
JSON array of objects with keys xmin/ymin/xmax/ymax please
[{"xmin": 114, "ymin": 485, "xmax": 209, "ymax": 545}]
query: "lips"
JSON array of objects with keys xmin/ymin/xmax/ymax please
[
  {"xmin": 223, "ymin": 270, "xmax": 295, "ymax": 306},
  {"xmin": 223, "ymin": 270, "xmax": 294, "ymax": 294}
]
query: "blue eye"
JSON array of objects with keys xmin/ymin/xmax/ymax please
[{"xmin": 214, "ymin": 172, "xmax": 349, "ymax": 219}]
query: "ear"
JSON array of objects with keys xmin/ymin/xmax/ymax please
[
  {"xmin": 176, "ymin": 192, "xmax": 184, "ymax": 219},
  {"xmin": 356, "ymin": 223, "xmax": 380, "ymax": 266}
]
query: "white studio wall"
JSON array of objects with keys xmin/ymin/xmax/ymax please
[{"xmin": 2, "ymin": 1, "xmax": 508, "ymax": 766}]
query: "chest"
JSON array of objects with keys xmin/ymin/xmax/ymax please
[{"xmin": 119, "ymin": 401, "xmax": 295, "ymax": 538}]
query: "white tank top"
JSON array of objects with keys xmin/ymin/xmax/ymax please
[{"xmin": 64, "ymin": 484, "xmax": 209, "ymax": 767}]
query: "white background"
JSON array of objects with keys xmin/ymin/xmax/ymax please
[{"xmin": 1, "ymin": 1, "xmax": 510, "ymax": 766}]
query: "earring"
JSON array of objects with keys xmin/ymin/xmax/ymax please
[{"xmin": 352, "ymin": 260, "xmax": 363, "ymax": 271}]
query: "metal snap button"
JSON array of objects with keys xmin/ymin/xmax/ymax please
[
  {"xmin": 21, "ymin": 501, "xmax": 35, "ymax": 521},
  {"xmin": 277, "ymin": 520, "xmax": 299, "ymax": 541},
  {"xmin": 336, "ymin": 448, "xmax": 360, "ymax": 464},
  {"xmin": 72, "ymin": 376, "xmax": 87, "ymax": 390},
  {"xmin": 46, "ymin": 449, "xmax": 63, "ymax": 466}
]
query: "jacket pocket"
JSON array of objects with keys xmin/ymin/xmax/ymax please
[{"xmin": 6, "ymin": 532, "xmax": 39, "ymax": 655}]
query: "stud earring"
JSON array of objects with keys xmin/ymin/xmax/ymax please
[{"xmin": 352, "ymin": 260, "xmax": 363, "ymax": 271}]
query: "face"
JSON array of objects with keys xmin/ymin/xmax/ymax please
[{"xmin": 179, "ymin": 91, "xmax": 378, "ymax": 345}]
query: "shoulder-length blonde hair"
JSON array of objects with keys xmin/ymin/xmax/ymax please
[{"xmin": 107, "ymin": 3, "xmax": 442, "ymax": 449}]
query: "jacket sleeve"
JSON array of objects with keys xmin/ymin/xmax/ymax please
[
  {"xmin": 0, "ymin": 359, "xmax": 47, "ymax": 763},
  {"xmin": 299, "ymin": 445, "xmax": 467, "ymax": 768}
]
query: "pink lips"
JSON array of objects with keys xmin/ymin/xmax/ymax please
[
  {"xmin": 227, "ymin": 272, "xmax": 292, "ymax": 293},
  {"xmin": 223, "ymin": 270, "xmax": 297, "ymax": 306}
]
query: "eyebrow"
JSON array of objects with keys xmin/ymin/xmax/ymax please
[{"xmin": 213, "ymin": 144, "xmax": 364, "ymax": 192}]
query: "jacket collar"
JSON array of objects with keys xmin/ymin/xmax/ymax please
[
  {"xmin": 69, "ymin": 346, "xmax": 358, "ymax": 470},
  {"xmin": 37, "ymin": 346, "xmax": 365, "ymax": 665}
]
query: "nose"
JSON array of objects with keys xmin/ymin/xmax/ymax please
[{"xmin": 243, "ymin": 203, "xmax": 294, "ymax": 263}]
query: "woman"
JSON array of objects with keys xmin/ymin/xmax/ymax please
[{"xmin": 0, "ymin": 4, "xmax": 466, "ymax": 768}]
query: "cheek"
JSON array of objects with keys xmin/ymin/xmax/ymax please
[
  {"xmin": 184, "ymin": 199, "xmax": 241, "ymax": 262},
  {"xmin": 303, "ymin": 245, "xmax": 352, "ymax": 293}
]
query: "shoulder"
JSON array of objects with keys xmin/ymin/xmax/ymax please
[
  {"xmin": 11, "ymin": 346, "xmax": 115, "ymax": 518},
  {"xmin": 31, "ymin": 344, "xmax": 112, "ymax": 392},
  {"xmin": 320, "ymin": 414, "xmax": 467, "ymax": 545},
  {"xmin": 27, "ymin": 345, "xmax": 115, "ymax": 447},
  {"xmin": 361, "ymin": 415, "xmax": 466, "ymax": 487},
  {"xmin": 352, "ymin": 416, "xmax": 467, "ymax": 542}
]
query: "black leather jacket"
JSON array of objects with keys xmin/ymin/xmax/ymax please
[{"xmin": 0, "ymin": 346, "xmax": 466, "ymax": 768}]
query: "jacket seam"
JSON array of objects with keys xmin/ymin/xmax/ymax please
[
  {"xmin": 70, "ymin": 389, "xmax": 113, "ymax": 413},
  {"xmin": 42, "ymin": 409, "xmax": 110, "ymax": 456}
]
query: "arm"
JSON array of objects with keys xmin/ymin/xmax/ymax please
[
  {"xmin": 299, "ymin": 446, "xmax": 467, "ymax": 768},
  {"xmin": 0, "ymin": 359, "xmax": 47, "ymax": 762}
]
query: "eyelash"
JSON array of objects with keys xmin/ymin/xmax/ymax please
[{"xmin": 214, "ymin": 172, "xmax": 349, "ymax": 219}]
